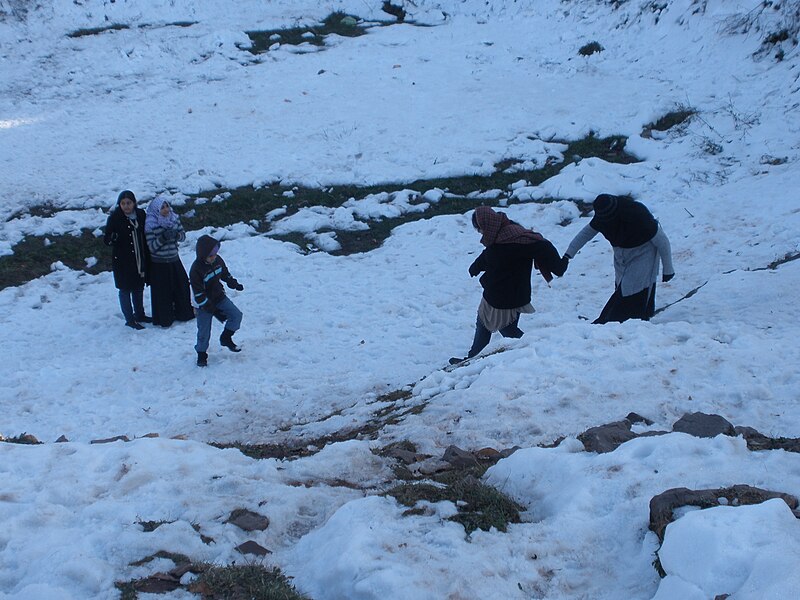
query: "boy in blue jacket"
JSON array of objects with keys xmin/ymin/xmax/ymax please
[{"xmin": 189, "ymin": 235, "xmax": 244, "ymax": 367}]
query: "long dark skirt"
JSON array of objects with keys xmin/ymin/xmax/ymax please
[
  {"xmin": 149, "ymin": 260, "xmax": 194, "ymax": 327},
  {"xmin": 594, "ymin": 283, "xmax": 656, "ymax": 324}
]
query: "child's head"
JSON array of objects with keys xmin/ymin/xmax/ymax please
[
  {"xmin": 196, "ymin": 235, "xmax": 220, "ymax": 263},
  {"xmin": 205, "ymin": 243, "xmax": 220, "ymax": 264}
]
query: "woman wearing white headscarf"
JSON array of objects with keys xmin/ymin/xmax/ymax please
[{"xmin": 145, "ymin": 197, "xmax": 194, "ymax": 327}]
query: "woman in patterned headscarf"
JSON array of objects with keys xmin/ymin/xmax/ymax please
[
  {"xmin": 564, "ymin": 194, "xmax": 674, "ymax": 324},
  {"xmin": 449, "ymin": 206, "xmax": 568, "ymax": 365},
  {"xmin": 144, "ymin": 196, "xmax": 194, "ymax": 327}
]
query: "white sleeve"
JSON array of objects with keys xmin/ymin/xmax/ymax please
[
  {"xmin": 652, "ymin": 224, "xmax": 674, "ymax": 276},
  {"xmin": 565, "ymin": 224, "xmax": 600, "ymax": 258}
]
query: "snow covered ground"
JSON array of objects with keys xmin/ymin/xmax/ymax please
[{"xmin": 1, "ymin": 0, "xmax": 799, "ymax": 598}]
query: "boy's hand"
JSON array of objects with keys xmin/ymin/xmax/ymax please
[{"xmin": 228, "ymin": 282, "xmax": 244, "ymax": 291}]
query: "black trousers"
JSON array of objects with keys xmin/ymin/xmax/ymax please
[
  {"xmin": 594, "ymin": 283, "xmax": 656, "ymax": 324},
  {"xmin": 149, "ymin": 260, "xmax": 194, "ymax": 327}
]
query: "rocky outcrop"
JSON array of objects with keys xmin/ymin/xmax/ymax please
[{"xmin": 649, "ymin": 484, "xmax": 799, "ymax": 543}]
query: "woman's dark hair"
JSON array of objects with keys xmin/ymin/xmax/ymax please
[
  {"xmin": 117, "ymin": 190, "xmax": 137, "ymax": 204},
  {"xmin": 471, "ymin": 211, "xmax": 480, "ymax": 230}
]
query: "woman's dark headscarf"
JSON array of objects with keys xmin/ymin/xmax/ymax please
[{"xmin": 590, "ymin": 194, "xmax": 658, "ymax": 248}]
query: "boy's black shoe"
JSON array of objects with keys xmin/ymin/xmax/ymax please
[
  {"xmin": 449, "ymin": 356, "xmax": 466, "ymax": 365},
  {"xmin": 220, "ymin": 329, "xmax": 241, "ymax": 352},
  {"xmin": 136, "ymin": 315, "xmax": 153, "ymax": 323},
  {"xmin": 125, "ymin": 321, "xmax": 145, "ymax": 330},
  {"xmin": 197, "ymin": 351, "xmax": 208, "ymax": 367}
]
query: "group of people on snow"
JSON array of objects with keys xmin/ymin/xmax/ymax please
[
  {"xmin": 104, "ymin": 190, "xmax": 244, "ymax": 367},
  {"xmin": 104, "ymin": 190, "xmax": 674, "ymax": 368}
]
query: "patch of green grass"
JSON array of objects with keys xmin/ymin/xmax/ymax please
[
  {"xmin": 642, "ymin": 108, "xmax": 696, "ymax": 137},
  {"xmin": 578, "ymin": 41, "xmax": 603, "ymax": 56},
  {"xmin": 387, "ymin": 466, "xmax": 523, "ymax": 534},
  {"xmin": 211, "ymin": 441, "xmax": 313, "ymax": 460},
  {"xmin": 68, "ymin": 22, "xmax": 195, "ymax": 39},
  {"xmin": 243, "ymin": 12, "xmax": 365, "ymax": 53},
  {"xmin": 0, "ymin": 232, "xmax": 109, "ymax": 290},
  {"xmin": 193, "ymin": 564, "xmax": 309, "ymax": 600},
  {"xmin": 68, "ymin": 23, "xmax": 130, "ymax": 38},
  {"xmin": 564, "ymin": 133, "xmax": 632, "ymax": 164},
  {"xmin": 164, "ymin": 22, "xmax": 196, "ymax": 29}
]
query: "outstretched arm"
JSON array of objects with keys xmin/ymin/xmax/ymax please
[
  {"xmin": 529, "ymin": 239, "xmax": 569, "ymax": 282},
  {"xmin": 564, "ymin": 224, "xmax": 599, "ymax": 259},
  {"xmin": 652, "ymin": 224, "xmax": 674, "ymax": 281},
  {"xmin": 220, "ymin": 258, "xmax": 244, "ymax": 291}
]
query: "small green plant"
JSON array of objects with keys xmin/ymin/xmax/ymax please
[
  {"xmin": 387, "ymin": 467, "xmax": 523, "ymax": 534},
  {"xmin": 117, "ymin": 556, "xmax": 306, "ymax": 599},
  {"xmin": 136, "ymin": 519, "xmax": 173, "ymax": 532},
  {"xmin": 641, "ymin": 108, "xmax": 695, "ymax": 137},
  {"xmin": 578, "ymin": 41, "xmax": 603, "ymax": 56},
  {"xmin": 191, "ymin": 564, "xmax": 309, "ymax": 600}
]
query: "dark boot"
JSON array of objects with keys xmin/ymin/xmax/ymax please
[
  {"xmin": 125, "ymin": 321, "xmax": 145, "ymax": 330},
  {"xmin": 220, "ymin": 329, "xmax": 241, "ymax": 352},
  {"xmin": 197, "ymin": 351, "xmax": 208, "ymax": 367}
]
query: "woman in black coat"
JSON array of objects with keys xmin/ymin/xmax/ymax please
[
  {"xmin": 564, "ymin": 194, "xmax": 674, "ymax": 324},
  {"xmin": 104, "ymin": 190, "xmax": 151, "ymax": 329},
  {"xmin": 450, "ymin": 206, "xmax": 568, "ymax": 364}
]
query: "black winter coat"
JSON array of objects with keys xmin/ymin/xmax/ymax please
[
  {"xmin": 470, "ymin": 240, "xmax": 567, "ymax": 309},
  {"xmin": 104, "ymin": 207, "xmax": 149, "ymax": 290},
  {"xmin": 189, "ymin": 235, "xmax": 241, "ymax": 313}
]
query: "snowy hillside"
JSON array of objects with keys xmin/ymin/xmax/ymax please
[{"xmin": 1, "ymin": 0, "xmax": 799, "ymax": 598}]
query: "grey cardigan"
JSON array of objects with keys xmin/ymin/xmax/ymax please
[
  {"xmin": 567, "ymin": 223, "xmax": 674, "ymax": 296},
  {"xmin": 145, "ymin": 219, "xmax": 186, "ymax": 263}
]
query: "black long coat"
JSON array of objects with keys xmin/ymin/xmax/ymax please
[
  {"xmin": 469, "ymin": 239, "xmax": 567, "ymax": 309},
  {"xmin": 104, "ymin": 207, "xmax": 150, "ymax": 290}
]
